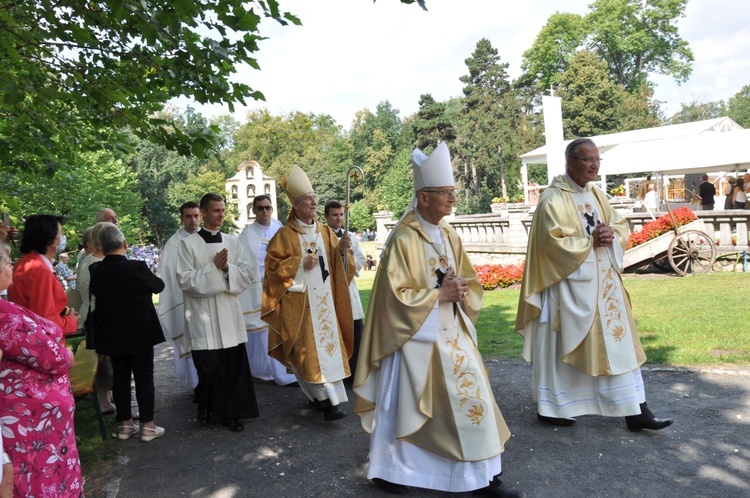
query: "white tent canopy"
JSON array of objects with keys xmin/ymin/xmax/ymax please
[
  {"xmin": 600, "ymin": 129, "xmax": 750, "ymax": 176},
  {"xmin": 519, "ymin": 117, "xmax": 748, "ymax": 200}
]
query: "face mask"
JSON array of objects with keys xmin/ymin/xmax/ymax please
[{"xmin": 56, "ymin": 235, "xmax": 67, "ymax": 254}]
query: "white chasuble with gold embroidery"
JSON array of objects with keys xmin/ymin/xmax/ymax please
[
  {"xmin": 559, "ymin": 190, "xmax": 639, "ymax": 375},
  {"xmin": 295, "ymin": 226, "xmax": 347, "ymax": 383},
  {"xmin": 394, "ymin": 232, "xmax": 502, "ymax": 462}
]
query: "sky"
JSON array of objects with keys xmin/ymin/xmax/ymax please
[{"xmin": 184, "ymin": 0, "xmax": 750, "ymax": 128}]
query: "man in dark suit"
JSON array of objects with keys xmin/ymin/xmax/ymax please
[{"xmin": 90, "ymin": 222, "xmax": 167, "ymax": 442}]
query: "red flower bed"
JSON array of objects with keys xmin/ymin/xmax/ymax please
[
  {"xmin": 474, "ymin": 263, "xmax": 525, "ymax": 290},
  {"xmin": 626, "ymin": 207, "xmax": 697, "ymax": 250}
]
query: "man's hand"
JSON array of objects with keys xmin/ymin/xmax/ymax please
[
  {"xmin": 303, "ymin": 254, "xmax": 318, "ymax": 270},
  {"xmin": 338, "ymin": 232, "xmax": 351, "ymax": 256},
  {"xmin": 593, "ymin": 223, "xmax": 615, "ymax": 248},
  {"xmin": 70, "ymin": 310, "xmax": 81, "ymax": 326},
  {"xmin": 214, "ymin": 248, "xmax": 229, "ymax": 270},
  {"xmin": 439, "ymin": 269, "xmax": 469, "ymax": 303}
]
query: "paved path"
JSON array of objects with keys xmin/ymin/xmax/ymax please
[{"xmin": 85, "ymin": 343, "xmax": 750, "ymax": 498}]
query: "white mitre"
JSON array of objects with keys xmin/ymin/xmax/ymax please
[
  {"xmin": 412, "ymin": 142, "xmax": 454, "ymax": 192},
  {"xmin": 281, "ymin": 164, "xmax": 314, "ymax": 201}
]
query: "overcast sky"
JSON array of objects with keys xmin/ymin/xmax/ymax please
[{"xmin": 185, "ymin": 0, "xmax": 750, "ymax": 128}]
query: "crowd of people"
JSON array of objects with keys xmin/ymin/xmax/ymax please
[{"xmin": 0, "ymin": 139, "xmax": 688, "ymax": 497}]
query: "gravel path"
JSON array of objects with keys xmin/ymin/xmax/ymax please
[{"xmin": 83, "ymin": 342, "xmax": 750, "ymax": 498}]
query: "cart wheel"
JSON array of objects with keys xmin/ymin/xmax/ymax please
[{"xmin": 667, "ymin": 230, "xmax": 716, "ymax": 276}]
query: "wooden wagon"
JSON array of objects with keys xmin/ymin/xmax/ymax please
[{"xmin": 622, "ymin": 207, "xmax": 716, "ymax": 276}]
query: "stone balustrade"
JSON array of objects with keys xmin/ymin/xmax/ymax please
[{"xmin": 378, "ymin": 205, "xmax": 750, "ymax": 267}]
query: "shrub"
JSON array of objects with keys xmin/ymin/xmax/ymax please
[
  {"xmin": 474, "ymin": 263, "xmax": 525, "ymax": 290},
  {"xmin": 626, "ymin": 207, "xmax": 697, "ymax": 250}
]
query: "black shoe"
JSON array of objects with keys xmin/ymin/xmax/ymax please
[
  {"xmin": 221, "ymin": 418, "xmax": 244, "ymax": 432},
  {"xmin": 372, "ymin": 478, "xmax": 409, "ymax": 495},
  {"xmin": 537, "ymin": 412, "xmax": 576, "ymax": 426},
  {"xmin": 323, "ymin": 405, "xmax": 347, "ymax": 421},
  {"xmin": 308, "ymin": 399, "xmax": 323, "ymax": 412},
  {"xmin": 197, "ymin": 408, "xmax": 210, "ymax": 427},
  {"xmin": 626, "ymin": 402, "xmax": 673, "ymax": 432},
  {"xmin": 473, "ymin": 477, "xmax": 525, "ymax": 498}
]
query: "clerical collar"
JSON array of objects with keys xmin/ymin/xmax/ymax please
[
  {"xmin": 565, "ymin": 172, "xmax": 589, "ymax": 193},
  {"xmin": 198, "ymin": 228, "xmax": 222, "ymax": 244},
  {"xmin": 415, "ymin": 210, "xmax": 440, "ymax": 232},
  {"xmin": 295, "ymin": 218, "xmax": 317, "ymax": 234}
]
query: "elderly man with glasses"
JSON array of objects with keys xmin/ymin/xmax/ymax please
[
  {"xmin": 354, "ymin": 143, "xmax": 520, "ymax": 497},
  {"xmin": 261, "ymin": 166, "xmax": 355, "ymax": 422},
  {"xmin": 516, "ymin": 138, "xmax": 673, "ymax": 433}
]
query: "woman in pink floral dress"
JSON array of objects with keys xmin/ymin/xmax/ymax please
[{"xmin": 0, "ymin": 242, "xmax": 84, "ymax": 497}]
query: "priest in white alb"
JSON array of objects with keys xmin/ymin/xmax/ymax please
[
  {"xmin": 515, "ymin": 138, "xmax": 673, "ymax": 432},
  {"xmin": 177, "ymin": 193, "xmax": 259, "ymax": 432},
  {"xmin": 158, "ymin": 201, "xmax": 201, "ymax": 391},
  {"xmin": 238, "ymin": 195, "xmax": 296, "ymax": 386},
  {"xmin": 354, "ymin": 143, "xmax": 520, "ymax": 498},
  {"xmin": 261, "ymin": 165, "xmax": 355, "ymax": 422}
]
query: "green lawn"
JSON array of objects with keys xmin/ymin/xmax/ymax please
[{"xmin": 356, "ymin": 270, "xmax": 750, "ymax": 368}]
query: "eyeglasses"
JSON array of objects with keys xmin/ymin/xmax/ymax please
[
  {"xmin": 423, "ymin": 188, "xmax": 457, "ymax": 197},
  {"xmin": 572, "ymin": 156, "xmax": 603, "ymax": 165},
  {"xmin": 298, "ymin": 195, "xmax": 318, "ymax": 204},
  {"xmin": 254, "ymin": 205, "xmax": 273, "ymax": 211}
]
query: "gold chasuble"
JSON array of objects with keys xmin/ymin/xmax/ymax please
[
  {"xmin": 515, "ymin": 175, "xmax": 646, "ymax": 376},
  {"xmin": 262, "ymin": 219, "xmax": 354, "ymax": 383},
  {"xmin": 354, "ymin": 212, "xmax": 510, "ymax": 462}
]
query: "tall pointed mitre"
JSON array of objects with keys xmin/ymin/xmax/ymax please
[
  {"xmin": 412, "ymin": 141, "xmax": 454, "ymax": 192},
  {"xmin": 281, "ymin": 164, "xmax": 314, "ymax": 201}
]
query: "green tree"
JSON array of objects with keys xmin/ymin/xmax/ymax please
[
  {"xmin": 727, "ymin": 85, "xmax": 750, "ymax": 128},
  {"xmin": 558, "ymin": 51, "xmax": 661, "ymax": 137},
  {"xmin": 0, "ymin": 0, "xmax": 301, "ymax": 174},
  {"xmin": 347, "ymin": 200, "xmax": 374, "ymax": 232},
  {"xmin": 669, "ymin": 100, "xmax": 727, "ymax": 124},
  {"xmin": 519, "ymin": 13, "xmax": 585, "ymax": 94},
  {"xmin": 410, "ymin": 94, "xmax": 457, "ymax": 151},
  {"xmin": 455, "ymin": 38, "xmax": 525, "ymax": 213},
  {"xmin": 585, "ymin": 0, "xmax": 694, "ymax": 91},
  {"xmin": 0, "ymin": 150, "xmax": 143, "ymax": 247},
  {"xmin": 379, "ymin": 148, "xmax": 414, "ymax": 218}
]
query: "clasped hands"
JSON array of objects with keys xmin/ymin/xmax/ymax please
[
  {"xmin": 592, "ymin": 223, "xmax": 615, "ymax": 248},
  {"xmin": 439, "ymin": 269, "xmax": 469, "ymax": 303},
  {"xmin": 214, "ymin": 248, "xmax": 229, "ymax": 271}
]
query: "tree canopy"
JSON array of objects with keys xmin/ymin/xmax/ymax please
[{"xmin": 0, "ymin": 0, "xmax": 303, "ymax": 175}]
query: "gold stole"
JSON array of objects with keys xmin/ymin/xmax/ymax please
[
  {"xmin": 296, "ymin": 229, "xmax": 347, "ymax": 381},
  {"xmin": 402, "ymin": 237, "xmax": 506, "ymax": 461},
  {"xmin": 561, "ymin": 190, "xmax": 645, "ymax": 375}
]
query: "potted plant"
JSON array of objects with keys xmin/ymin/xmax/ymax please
[{"xmin": 610, "ymin": 184, "xmax": 626, "ymax": 197}]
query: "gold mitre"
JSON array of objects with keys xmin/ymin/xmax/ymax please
[
  {"xmin": 412, "ymin": 142, "xmax": 454, "ymax": 192},
  {"xmin": 281, "ymin": 164, "xmax": 314, "ymax": 201}
]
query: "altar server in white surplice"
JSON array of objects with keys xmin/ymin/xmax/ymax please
[
  {"xmin": 158, "ymin": 201, "xmax": 201, "ymax": 391},
  {"xmin": 177, "ymin": 193, "xmax": 259, "ymax": 432},
  {"xmin": 515, "ymin": 138, "xmax": 673, "ymax": 433},
  {"xmin": 238, "ymin": 195, "xmax": 296, "ymax": 386},
  {"xmin": 354, "ymin": 143, "xmax": 521, "ymax": 498}
]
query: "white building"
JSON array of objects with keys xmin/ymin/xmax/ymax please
[{"xmin": 225, "ymin": 159, "xmax": 279, "ymax": 231}]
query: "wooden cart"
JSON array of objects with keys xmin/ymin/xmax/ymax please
[{"xmin": 623, "ymin": 207, "xmax": 716, "ymax": 276}]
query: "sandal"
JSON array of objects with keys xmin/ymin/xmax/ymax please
[
  {"xmin": 112, "ymin": 425, "xmax": 140, "ymax": 441},
  {"xmin": 140, "ymin": 425, "xmax": 165, "ymax": 442}
]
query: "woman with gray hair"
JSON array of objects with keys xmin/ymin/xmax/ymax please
[{"xmin": 91, "ymin": 223, "xmax": 167, "ymax": 442}]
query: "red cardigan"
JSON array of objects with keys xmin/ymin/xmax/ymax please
[{"xmin": 8, "ymin": 253, "xmax": 78, "ymax": 335}]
